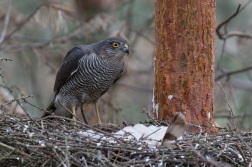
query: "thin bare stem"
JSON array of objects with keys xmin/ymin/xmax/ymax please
[
  {"xmin": 0, "ymin": 141, "xmax": 30, "ymax": 157},
  {"xmin": 0, "ymin": 2, "xmax": 12, "ymax": 44},
  {"xmin": 57, "ymin": 99, "xmax": 81, "ymax": 122},
  {"xmin": 0, "ymin": 66, "xmax": 31, "ymax": 119},
  {"xmin": 218, "ymin": 82, "xmax": 237, "ymax": 131},
  {"xmin": 216, "ymin": 4, "xmax": 241, "ymax": 39}
]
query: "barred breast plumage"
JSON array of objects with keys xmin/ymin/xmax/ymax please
[{"xmin": 42, "ymin": 37, "xmax": 129, "ymax": 124}]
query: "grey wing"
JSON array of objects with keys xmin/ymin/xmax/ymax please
[
  {"xmin": 53, "ymin": 46, "xmax": 88, "ymax": 92},
  {"xmin": 42, "ymin": 46, "xmax": 89, "ymax": 118}
]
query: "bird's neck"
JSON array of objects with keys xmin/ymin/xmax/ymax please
[{"xmin": 102, "ymin": 55, "xmax": 124, "ymax": 64}]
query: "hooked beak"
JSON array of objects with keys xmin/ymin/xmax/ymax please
[{"xmin": 122, "ymin": 44, "xmax": 129, "ymax": 54}]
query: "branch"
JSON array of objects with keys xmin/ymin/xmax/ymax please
[
  {"xmin": 117, "ymin": 83, "xmax": 152, "ymax": 92},
  {"xmin": 0, "ymin": 3, "xmax": 76, "ymax": 46},
  {"xmin": 0, "ymin": 141, "xmax": 30, "ymax": 157},
  {"xmin": 142, "ymin": 108, "xmax": 161, "ymax": 126},
  {"xmin": 57, "ymin": 99, "xmax": 81, "ymax": 122},
  {"xmin": 220, "ymin": 31, "xmax": 252, "ymax": 39},
  {"xmin": 0, "ymin": 4, "xmax": 46, "ymax": 46},
  {"xmin": 216, "ymin": 4, "xmax": 241, "ymax": 39},
  {"xmin": 215, "ymin": 65, "xmax": 252, "ymax": 81},
  {"xmin": 214, "ymin": 113, "xmax": 252, "ymax": 119},
  {"xmin": 188, "ymin": 142, "xmax": 222, "ymax": 167},
  {"xmin": 0, "ymin": 3, "xmax": 12, "ymax": 44},
  {"xmin": 0, "ymin": 65, "xmax": 32, "ymax": 119},
  {"xmin": 0, "ymin": 95, "xmax": 32, "ymax": 109},
  {"xmin": 23, "ymin": 98, "xmax": 48, "ymax": 114},
  {"xmin": 218, "ymin": 82, "xmax": 237, "ymax": 131},
  {"xmin": 216, "ymin": 2, "xmax": 252, "ymax": 40},
  {"xmin": 1, "ymin": 25, "xmax": 82, "ymax": 53}
]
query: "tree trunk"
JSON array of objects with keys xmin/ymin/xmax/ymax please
[{"xmin": 154, "ymin": 0, "xmax": 215, "ymax": 131}]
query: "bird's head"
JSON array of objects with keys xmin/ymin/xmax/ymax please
[{"xmin": 96, "ymin": 37, "xmax": 129, "ymax": 62}]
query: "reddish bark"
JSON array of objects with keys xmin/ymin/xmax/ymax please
[{"xmin": 154, "ymin": 0, "xmax": 216, "ymax": 131}]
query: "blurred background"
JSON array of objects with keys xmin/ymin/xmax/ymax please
[{"xmin": 0, "ymin": 0, "xmax": 252, "ymax": 130}]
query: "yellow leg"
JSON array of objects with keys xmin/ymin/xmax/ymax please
[
  {"xmin": 94, "ymin": 102, "xmax": 102, "ymax": 124},
  {"xmin": 72, "ymin": 106, "xmax": 76, "ymax": 124}
]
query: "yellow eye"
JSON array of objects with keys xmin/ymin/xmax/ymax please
[{"xmin": 112, "ymin": 42, "xmax": 119, "ymax": 48}]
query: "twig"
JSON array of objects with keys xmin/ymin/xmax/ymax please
[
  {"xmin": 249, "ymin": 158, "xmax": 252, "ymax": 167},
  {"xmin": 0, "ymin": 4, "xmax": 46, "ymax": 45},
  {"xmin": 216, "ymin": 4, "xmax": 241, "ymax": 39},
  {"xmin": 219, "ymin": 31, "xmax": 252, "ymax": 40},
  {"xmin": 235, "ymin": 143, "xmax": 248, "ymax": 166},
  {"xmin": 216, "ymin": 2, "xmax": 252, "ymax": 40},
  {"xmin": 0, "ymin": 95, "xmax": 32, "ymax": 109},
  {"xmin": 118, "ymin": 83, "xmax": 152, "ymax": 93},
  {"xmin": 57, "ymin": 100, "xmax": 81, "ymax": 122},
  {"xmin": 128, "ymin": 27, "xmax": 155, "ymax": 45},
  {"xmin": 215, "ymin": 65, "xmax": 252, "ymax": 81},
  {"xmin": 52, "ymin": 148, "xmax": 64, "ymax": 166},
  {"xmin": 131, "ymin": 11, "xmax": 154, "ymax": 46},
  {"xmin": 0, "ymin": 67, "xmax": 31, "ymax": 119},
  {"xmin": 218, "ymin": 82, "xmax": 237, "ymax": 131},
  {"xmin": 0, "ymin": 3, "xmax": 76, "ymax": 47},
  {"xmin": 195, "ymin": 124, "xmax": 203, "ymax": 138},
  {"xmin": 1, "ymin": 24, "xmax": 81, "ymax": 53},
  {"xmin": 230, "ymin": 127, "xmax": 252, "ymax": 158},
  {"xmin": 217, "ymin": 143, "xmax": 228, "ymax": 157},
  {"xmin": 214, "ymin": 113, "xmax": 252, "ymax": 119},
  {"xmin": 0, "ymin": 141, "xmax": 30, "ymax": 157},
  {"xmin": 142, "ymin": 108, "xmax": 161, "ymax": 126},
  {"xmin": 215, "ymin": 39, "xmax": 226, "ymax": 71},
  {"xmin": 0, "ymin": 2, "xmax": 12, "ymax": 44},
  {"xmin": 65, "ymin": 138, "xmax": 70, "ymax": 167},
  {"xmin": 47, "ymin": 3, "xmax": 75, "ymax": 16},
  {"xmin": 141, "ymin": 127, "xmax": 161, "ymax": 140},
  {"xmin": 188, "ymin": 142, "xmax": 223, "ymax": 167},
  {"xmin": 42, "ymin": 115, "xmax": 88, "ymax": 127},
  {"xmin": 80, "ymin": 155, "xmax": 88, "ymax": 167},
  {"xmin": 23, "ymin": 98, "xmax": 48, "ymax": 114},
  {"xmin": 113, "ymin": 150, "xmax": 120, "ymax": 164}
]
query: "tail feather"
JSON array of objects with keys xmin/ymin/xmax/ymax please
[{"xmin": 41, "ymin": 97, "xmax": 56, "ymax": 118}]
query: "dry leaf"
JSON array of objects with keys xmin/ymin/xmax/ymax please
[{"xmin": 162, "ymin": 112, "xmax": 187, "ymax": 147}]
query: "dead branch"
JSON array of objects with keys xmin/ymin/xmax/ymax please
[
  {"xmin": 216, "ymin": 4, "xmax": 241, "ymax": 39},
  {"xmin": 215, "ymin": 65, "xmax": 252, "ymax": 81},
  {"xmin": 218, "ymin": 82, "xmax": 237, "ymax": 131},
  {"xmin": 0, "ymin": 2, "xmax": 12, "ymax": 44}
]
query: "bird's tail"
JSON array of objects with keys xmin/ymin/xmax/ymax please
[{"xmin": 41, "ymin": 97, "xmax": 56, "ymax": 118}]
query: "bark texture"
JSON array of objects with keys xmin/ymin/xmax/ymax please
[{"xmin": 154, "ymin": 0, "xmax": 215, "ymax": 129}]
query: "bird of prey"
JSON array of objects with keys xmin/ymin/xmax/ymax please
[{"xmin": 42, "ymin": 37, "xmax": 129, "ymax": 124}]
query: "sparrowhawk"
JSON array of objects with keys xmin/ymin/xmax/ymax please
[{"xmin": 42, "ymin": 37, "xmax": 129, "ymax": 124}]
